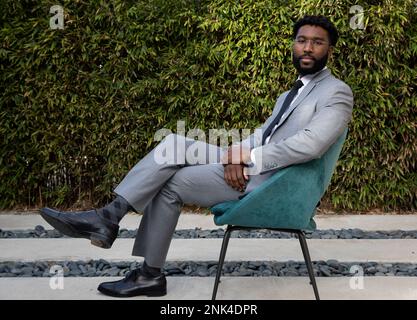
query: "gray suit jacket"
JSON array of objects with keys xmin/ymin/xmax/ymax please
[{"xmin": 243, "ymin": 68, "xmax": 354, "ymax": 193}]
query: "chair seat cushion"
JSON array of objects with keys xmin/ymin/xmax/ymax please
[{"xmin": 211, "ymin": 200, "xmax": 239, "ymax": 217}]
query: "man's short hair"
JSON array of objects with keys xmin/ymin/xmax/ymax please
[{"xmin": 293, "ymin": 15, "xmax": 339, "ymax": 46}]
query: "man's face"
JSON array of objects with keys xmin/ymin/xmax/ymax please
[{"xmin": 292, "ymin": 25, "xmax": 333, "ymax": 76}]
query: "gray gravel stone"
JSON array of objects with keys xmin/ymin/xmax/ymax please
[{"xmin": 4, "ymin": 227, "xmax": 417, "ymax": 240}]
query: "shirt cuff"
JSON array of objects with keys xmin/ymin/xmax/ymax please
[
  {"xmin": 247, "ymin": 147, "xmax": 262, "ymax": 175},
  {"xmin": 250, "ymin": 148, "xmax": 257, "ymax": 166}
]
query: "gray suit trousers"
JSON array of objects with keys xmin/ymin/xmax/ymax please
[{"xmin": 114, "ymin": 134, "xmax": 243, "ymax": 268}]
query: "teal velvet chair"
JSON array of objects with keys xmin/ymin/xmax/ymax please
[{"xmin": 210, "ymin": 129, "xmax": 348, "ymax": 300}]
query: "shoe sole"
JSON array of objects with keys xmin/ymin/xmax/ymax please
[
  {"xmin": 97, "ymin": 286, "xmax": 167, "ymax": 298},
  {"xmin": 40, "ymin": 210, "xmax": 113, "ymax": 249}
]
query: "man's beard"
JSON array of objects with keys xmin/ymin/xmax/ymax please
[{"xmin": 292, "ymin": 53, "xmax": 328, "ymax": 76}]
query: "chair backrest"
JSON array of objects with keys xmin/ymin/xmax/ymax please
[
  {"xmin": 321, "ymin": 129, "xmax": 348, "ymax": 193},
  {"xmin": 211, "ymin": 129, "xmax": 348, "ymax": 230}
]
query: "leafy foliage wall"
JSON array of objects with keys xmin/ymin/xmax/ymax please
[{"xmin": 1, "ymin": 0, "xmax": 416, "ymax": 210}]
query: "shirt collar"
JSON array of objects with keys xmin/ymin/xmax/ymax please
[{"xmin": 298, "ymin": 66, "xmax": 327, "ymax": 87}]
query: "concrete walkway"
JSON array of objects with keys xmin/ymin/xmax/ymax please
[
  {"xmin": 2, "ymin": 238, "xmax": 417, "ymax": 263},
  {"xmin": 3, "ymin": 277, "xmax": 417, "ymax": 300},
  {"xmin": 2, "ymin": 213, "xmax": 417, "ymax": 300}
]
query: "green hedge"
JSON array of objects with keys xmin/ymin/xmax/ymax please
[{"xmin": 1, "ymin": 0, "xmax": 416, "ymax": 210}]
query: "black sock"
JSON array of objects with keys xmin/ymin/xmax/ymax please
[
  {"xmin": 142, "ymin": 261, "xmax": 162, "ymax": 277},
  {"xmin": 97, "ymin": 195, "xmax": 132, "ymax": 224}
]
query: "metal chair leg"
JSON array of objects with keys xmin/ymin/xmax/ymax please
[
  {"xmin": 212, "ymin": 225, "xmax": 233, "ymax": 300},
  {"xmin": 297, "ymin": 231, "xmax": 320, "ymax": 300}
]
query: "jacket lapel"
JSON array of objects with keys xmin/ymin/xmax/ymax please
[{"xmin": 274, "ymin": 68, "xmax": 331, "ymax": 129}]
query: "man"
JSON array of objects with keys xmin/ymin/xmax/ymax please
[{"xmin": 40, "ymin": 15, "xmax": 353, "ymax": 297}]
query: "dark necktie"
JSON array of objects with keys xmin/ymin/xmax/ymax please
[{"xmin": 262, "ymin": 79, "xmax": 304, "ymax": 144}]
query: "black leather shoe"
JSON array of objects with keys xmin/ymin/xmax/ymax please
[
  {"xmin": 39, "ymin": 208, "xmax": 119, "ymax": 249},
  {"xmin": 98, "ymin": 268, "xmax": 167, "ymax": 297}
]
